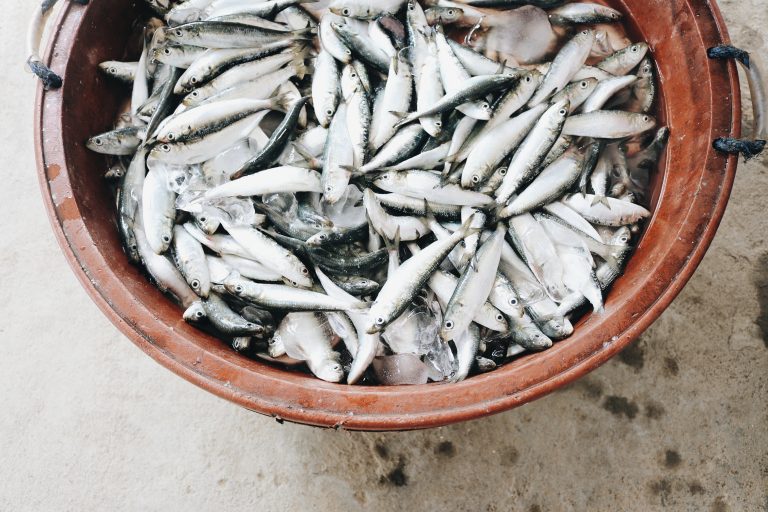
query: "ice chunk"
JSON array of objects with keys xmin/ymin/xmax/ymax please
[
  {"xmin": 320, "ymin": 185, "xmax": 365, "ymax": 228},
  {"xmin": 202, "ymin": 140, "xmax": 255, "ymax": 184},
  {"xmin": 383, "ymin": 295, "xmax": 441, "ymax": 355},
  {"xmin": 424, "ymin": 338, "xmax": 457, "ymax": 382},
  {"xmin": 372, "ymin": 354, "xmax": 430, "ymax": 385},
  {"xmin": 484, "ymin": 6, "xmax": 557, "ymax": 64}
]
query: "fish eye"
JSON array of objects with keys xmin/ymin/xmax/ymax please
[
  {"xmin": 195, "ymin": 311, "xmax": 204, "ymax": 318},
  {"xmin": 408, "ymin": 3, "xmax": 414, "ymax": 9},
  {"xmin": 581, "ymin": 30, "xmax": 589, "ymax": 35},
  {"xmin": 162, "ymin": 235, "xmax": 171, "ymax": 243},
  {"xmin": 301, "ymin": 267, "xmax": 309, "ymax": 275},
  {"xmin": 375, "ymin": 317, "xmax": 385, "ymax": 325},
  {"xmin": 161, "ymin": 144, "xmax": 171, "ymax": 152},
  {"xmin": 448, "ymin": 9, "xmax": 454, "ymax": 14},
  {"xmin": 642, "ymin": 115, "xmax": 650, "ymax": 122},
  {"xmin": 435, "ymin": 121, "xmax": 442, "ymax": 127},
  {"xmin": 499, "ymin": 167, "xmax": 507, "ymax": 175},
  {"xmin": 350, "ymin": 72, "xmax": 356, "ymax": 78},
  {"xmin": 471, "ymin": 175, "xmax": 480, "ymax": 183},
  {"xmin": 496, "ymin": 314, "xmax": 504, "ymax": 321},
  {"xmin": 631, "ymin": 45, "xmax": 639, "ymax": 52},
  {"xmin": 325, "ymin": 108, "xmax": 334, "ymax": 116},
  {"xmin": 342, "ymin": 8, "xmax": 350, "ymax": 15},
  {"xmin": 325, "ymin": 185, "xmax": 333, "ymax": 192},
  {"xmin": 482, "ymin": 103, "xmax": 489, "ymax": 109},
  {"xmin": 109, "ymin": 67, "xmax": 117, "ymax": 74},
  {"xmin": 558, "ymin": 108, "xmax": 567, "ymax": 116},
  {"xmin": 199, "ymin": 216, "xmax": 206, "ymax": 222},
  {"xmin": 163, "ymin": 48, "xmax": 171, "ymax": 55},
  {"xmin": 190, "ymin": 77, "xmax": 198, "ymax": 84},
  {"xmin": 525, "ymin": 76, "xmax": 531, "ymax": 82},
  {"xmin": 191, "ymin": 279, "xmax": 200, "ymax": 289},
  {"xmin": 444, "ymin": 320, "xmax": 454, "ymax": 330},
  {"xmin": 620, "ymin": 236, "xmax": 628, "ymax": 243},
  {"xmin": 510, "ymin": 297, "xmax": 518, "ymax": 305},
  {"xmin": 191, "ymin": 91, "xmax": 199, "ymax": 98},
  {"xmin": 167, "ymin": 133, "xmax": 175, "ymax": 140},
  {"xmin": 345, "ymin": 48, "xmax": 352, "ymax": 55},
  {"xmin": 580, "ymin": 81, "xmax": 588, "ymax": 88},
  {"xmin": 93, "ymin": 137, "xmax": 103, "ymax": 146},
  {"xmin": 235, "ymin": 284, "xmax": 244, "ymax": 293},
  {"xmin": 174, "ymin": 29, "xmax": 183, "ymax": 37},
  {"xmin": 611, "ymin": 12, "xmax": 618, "ymax": 19}
]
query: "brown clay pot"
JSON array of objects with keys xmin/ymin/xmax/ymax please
[{"xmin": 34, "ymin": 0, "xmax": 741, "ymax": 430}]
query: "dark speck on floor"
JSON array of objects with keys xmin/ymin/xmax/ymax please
[
  {"xmin": 753, "ymin": 252, "xmax": 768, "ymax": 348},
  {"xmin": 380, "ymin": 457, "xmax": 408, "ymax": 487},
  {"xmin": 711, "ymin": 496, "xmax": 729, "ymax": 512},
  {"xmin": 618, "ymin": 341, "xmax": 646, "ymax": 370},
  {"xmin": 664, "ymin": 449, "xmax": 682, "ymax": 469},
  {"xmin": 649, "ymin": 479, "xmax": 672, "ymax": 506},
  {"xmin": 374, "ymin": 442, "xmax": 389, "ymax": 459},
  {"xmin": 645, "ymin": 401, "xmax": 666, "ymax": 420},
  {"xmin": 435, "ymin": 441, "xmax": 456, "ymax": 457},
  {"xmin": 663, "ymin": 357, "xmax": 680, "ymax": 376},
  {"xmin": 688, "ymin": 481, "xmax": 705, "ymax": 495},
  {"xmin": 603, "ymin": 395, "xmax": 639, "ymax": 419}
]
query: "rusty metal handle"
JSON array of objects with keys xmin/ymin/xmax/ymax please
[
  {"xmin": 26, "ymin": 0, "xmax": 89, "ymax": 89},
  {"xmin": 708, "ymin": 45, "xmax": 767, "ymax": 160}
]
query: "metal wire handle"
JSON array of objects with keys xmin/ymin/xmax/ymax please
[
  {"xmin": 26, "ymin": 0, "xmax": 89, "ymax": 90},
  {"xmin": 708, "ymin": 44, "xmax": 767, "ymax": 161}
]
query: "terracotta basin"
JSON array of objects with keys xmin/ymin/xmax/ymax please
[{"xmin": 34, "ymin": 0, "xmax": 741, "ymax": 430}]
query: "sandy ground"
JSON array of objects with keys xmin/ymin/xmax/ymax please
[{"xmin": 0, "ymin": 1, "xmax": 766, "ymax": 510}]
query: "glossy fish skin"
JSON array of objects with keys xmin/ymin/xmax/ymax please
[
  {"xmin": 548, "ymin": 3, "xmax": 621, "ymax": 25},
  {"xmin": 153, "ymin": 43, "xmax": 208, "ymax": 68},
  {"xmin": 322, "ymin": 103, "xmax": 355, "ymax": 204},
  {"xmin": 341, "ymin": 64, "xmax": 372, "ymax": 167},
  {"xmin": 203, "ymin": 166, "xmax": 323, "ymax": 200},
  {"xmin": 369, "ymin": 55, "xmax": 413, "ymax": 151},
  {"xmin": 203, "ymin": 293, "xmax": 266, "ymax": 337},
  {"xmin": 99, "ymin": 60, "xmax": 137, "ymax": 83},
  {"xmin": 549, "ymin": 77, "xmax": 598, "ymax": 113},
  {"xmin": 561, "ymin": 193, "xmax": 651, "ymax": 226},
  {"xmin": 232, "ymin": 97, "xmax": 311, "ymax": 178},
  {"xmin": 425, "ymin": 6, "xmax": 464, "ymax": 25},
  {"xmin": 528, "ymin": 29, "xmax": 595, "ymax": 106},
  {"xmin": 461, "ymin": 103, "xmax": 548, "ymax": 188},
  {"xmin": 563, "ymin": 111, "xmax": 656, "ymax": 139},
  {"xmin": 86, "ymin": 126, "xmax": 144, "ymax": 155},
  {"xmin": 172, "ymin": 224, "xmax": 211, "ymax": 298},
  {"xmin": 223, "ymin": 222, "xmax": 313, "ymax": 287},
  {"xmin": 142, "ymin": 166, "xmax": 177, "ymax": 255},
  {"xmin": 224, "ymin": 274, "xmax": 363, "ymax": 311},
  {"xmin": 581, "ymin": 75, "xmax": 637, "ymax": 113},
  {"xmin": 329, "ymin": 0, "xmax": 406, "ymax": 19},
  {"xmin": 166, "ymin": 21, "xmax": 312, "ymax": 49},
  {"xmin": 374, "ymin": 193, "xmax": 462, "ymax": 219},
  {"xmin": 312, "ymin": 49, "xmax": 341, "ymax": 128},
  {"xmin": 375, "ymin": 170, "xmax": 493, "ymax": 207},
  {"xmin": 597, "ymin": 42, "xmax": 649, "ymax": 76},
  {"xmin": 495, "ymin": 99, "xmax": 569, "ymax": 204},
  {"xmin": 364, "ymin": 189, "xmax": 430, "ymax": 241},
  {"xmin": 425, "ymin": 266, "xmax": 508, "ymax": 331},
  {"xmin": 441, "ymin": 226, "xmax": 505, "ymax": 342},
  {"xmin": 332, "ymin": 22, "xmax": 389, "ymax": 73},
  {"xmin": 498, "ymin": 146, "xmax": 584, "ymax": 218},
  {"xmin": 365, "ymin": 216, "xmax": 477, "ymax": 334}
]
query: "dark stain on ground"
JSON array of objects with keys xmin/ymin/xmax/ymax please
[
  {"xmin": 529, "ymin": 505, "xmax": 542, "ymax": 512},
  {"xmin": 649, "ymin": 479, "xmax": 672, "ymax": 506},
  {"xmin": 663, "ymin": 357, "xmax": 680, "ymax": 376},
  {"xmin": 435, "ymin": 441, "xmax": 456, "ymax": 457},
  {"xmin": 664, "ymin": 449, "xmax": 682, "ymax": 469},
  {"xmin": 754, "ymin": 252, "xmax": 768, "ymax": 348},
  {"xmin": 618, "ymin": 340, "xmax": 645, "ymax": 370},
  {"xmin": 645, "ymin": 401, "xmax": 666, "ymax": 420},
  {"xmin": 688, "ymin": 481, "xmax": 705, "ymax": 495},
  {"xmin": 499, "ymin": 446, "xmax": 520, "ymax": 467},
  {"xmin": 374, "ymin": 442, "xmax": 389, "ymax": 459},
  {"xmin": 380, "ymin": 457, "xmax": 408, "ymax": 487},
  {"xmin": 603, "ymin": 395, "xmax": 639, "ymax": 419},
  {"xmin": 711, "ymin": 496, "xmax": 729, "ymax": 512},
  {"xmin": 569, "ymin": 376, "xmax": 604, "ymax": 400}
]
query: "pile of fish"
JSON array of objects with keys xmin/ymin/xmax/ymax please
[{"xmin": 87, "ymin": 0, "xmax": 669, "ymax": 385}]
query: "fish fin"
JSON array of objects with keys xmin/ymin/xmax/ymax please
[
  {"xmin": 291, "ymin": 27, "xmax": 316, "ymax": 41},
  {"xmin": 382, "ymin": 225, "xmax": 401, "ymax": 253},
  {"xmin": 591, "ymin": 195, "xmax": 611, "ymax": 209},
  {"xmin": 295, "ymin": 62, "xmax": 312, "ymax": 80},
  {"xmin": 272, "ymin": 92, "xmax": 296, "ymax": 112}
]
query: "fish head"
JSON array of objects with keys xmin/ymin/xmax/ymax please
[
  {"xmin": 314, "ymin": 358, "xmax": 345, "ymax": 383},
  {"xmin": 540, "ymin": 317, "xmax": 574, "ymax": 340},
  {"xmin": 631, "ymin": 113, "xmax": 657, "ymax": 135},
  {"xmin": 518, "ymin": 326, "xmax": 552, "ymax": 351},
  {"xmin": 183, "ymin": 301, "xmax": 206, "ymax": 323},
  {"xmin": 268, "ymin": 333, "xmax": 286, "ymax": 358},
  {"xmin": 222, "ymin": 271, "xmax": 247, "ymax": 296}
]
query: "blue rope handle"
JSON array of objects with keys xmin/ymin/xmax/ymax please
[{"xmin": 707, "ymin": 44, "xmax": 766, "ymax": 161}]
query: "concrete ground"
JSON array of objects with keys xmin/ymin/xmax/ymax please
[{"xmin": 1, "ymin": 1, "xmax": 766, "ymax": 510}]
